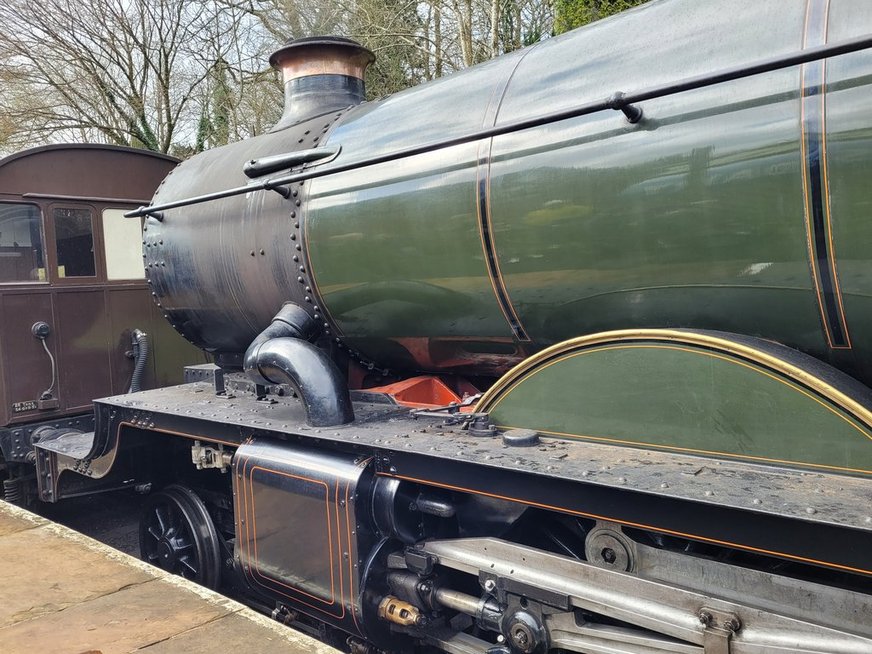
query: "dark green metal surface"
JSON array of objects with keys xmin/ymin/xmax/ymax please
[
  {"xmin": 307, "ymin": 0, "xmax": 872, "ymax": 383},
  {"xmin": 479, "ymin": 330, "xmax": 872, "ymax": 476},
  {"xmin": 306, "ymin": 53, "xmax": 527, "ymax": 374}
]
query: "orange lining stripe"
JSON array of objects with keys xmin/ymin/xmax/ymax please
[
  {"xmin": 381, "ymin": 472, "xmax": 872, "ymax": 577},
  {"xmin": 800, "ymin": 0, "xmax": 832, "ymax": 348},
  {"xmin": 248, "ymin": 465, "xmax": 338, "ymax": 605},
  {"xmin": 241, "ymin": 460, "xmax": 346, "ymax": 618},
  {"xmin": 118, "ymin": 421, "xmax": 237, "ymax": 447},
  {"xmin": 799, "ymin": 0, "xmax": 851, "ymax": 349},
  {"xmin": 819, "ymin": 0, "xmax": 851, "ymax": 347}
]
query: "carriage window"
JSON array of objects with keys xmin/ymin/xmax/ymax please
[
  {"xmin": 102, "ymin": 208, "xmax": 145, "ymax": 280},
  {"xmin": 0, "ymin": 203, "xmax": 45, "ymax": 283},
  {"xmin": 54, "ymin": 207, "xmax": 96, "ymax": 277}
]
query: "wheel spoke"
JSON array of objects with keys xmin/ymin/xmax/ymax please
[
  {"xmin": 140, "ymin": 487, "xmax": 220, "ymax": 589},
  {"xmin": 180, "ymin": 556, "xmax": 197, "ymax": 575},
  {"xmin": 154, "ymin": 505, "xmax": 169, "ymax": 534}
]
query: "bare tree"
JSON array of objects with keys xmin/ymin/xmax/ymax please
[
  {"xmin": 0, "ymin": 0, "xmax": 644, "ymax": 158},
  {"xmin": 0, "ymin": 0, "xmax": 259, "ymax": 154}
]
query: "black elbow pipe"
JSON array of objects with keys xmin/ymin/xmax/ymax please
[{"xmin": 243, "ymin": 304, "xmax": 354, "ymax": 427}]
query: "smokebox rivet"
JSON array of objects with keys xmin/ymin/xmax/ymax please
[
  {"xmin": 314, "ymin": 314, "xmax": 320, "ymax": 319},
  {"xmin": 297, "ymin": 277, "xmax": 304, "ymax": 283},
  {"xmin": 295, "ymin": 200, "xmax": 301, "ymax": 207},
  {"xmin": 290, "ymin": 234, "xmax": 296, "ymax": 240},
  {"xmin": 250, "ymin": 250, "xmax": 255, "ymax": 256},
  {"xmin": 293, "ymin": 255, "xmax": 299, "ymax": 262},
  {"xmin": 260, "ymin": 249, "xmax": 265, "ymax": 255},
  {"xmin": 296, "ymin": 245, "xmax": 301, "ymax": 251},
  {"xmin": 299, "ymin": 266, "xmax": 305, "ymax": 272},
  {"xmin": 305, "ymin": 297, "xmax": 311, "ymax": 302}
]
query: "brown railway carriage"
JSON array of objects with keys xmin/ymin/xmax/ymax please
[{"xmin": 0, "ymin": 144, "xmax": 205, "ymax": 498}]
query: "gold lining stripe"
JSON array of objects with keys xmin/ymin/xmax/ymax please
[
  {"xmin": 488, "ymin": 343, "xmax": 872, "ymax": 443},
  {"xmin": 819, "ymin": 4, "xmax": 852, "ymax": 346},
  {"xmin": 473, "ymin": 47, "xmax": 538, "ymax": 342},
  {"xmin": 799, "ymin": 0, "xmax": 851, "ymax": 348},
  {"xmin": 476, "ymin": 329, "xmax": 872, "ymax": 430}
]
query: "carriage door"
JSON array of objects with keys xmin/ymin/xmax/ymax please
[{"xmin": 45, "ymin": 203, "xmax": 113, "ymax": 413}]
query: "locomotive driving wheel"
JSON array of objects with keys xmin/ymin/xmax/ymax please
[{"xmin": 139, "ymin": 484, "xmax": 222, "ymax": 589}]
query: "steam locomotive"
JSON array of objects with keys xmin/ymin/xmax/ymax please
[{"xmin": 28, "ymin": 0, "xmax": 872, "ymax": 652}]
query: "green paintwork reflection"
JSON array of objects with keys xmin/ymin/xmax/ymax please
[
  {"xmin": 306, "ymin": 0, "xmax": 872, "ymax": 383},
  {"xmin": 487, "ymin": 343, "xmax": 872, "ymax": 475},
  {"xmin": 488, "ymin": 101, "xmax": 823, "ymax": 346},
  {"xmin": 308, "ymin": 146, "xmax": 517, "ymax": 372}
]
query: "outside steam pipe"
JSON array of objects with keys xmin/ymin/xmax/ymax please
[{"xmin": 243, "ymin": 304, "xmax": 354, "ymax": 427}]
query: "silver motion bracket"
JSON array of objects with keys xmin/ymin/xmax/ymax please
[{"xmin": 419, "ymin": 538, "xmax": 872, "ymax": 654}]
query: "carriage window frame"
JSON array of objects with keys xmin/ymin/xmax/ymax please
[
  {"xmin": 0, "ymin": 201, "xmax": 48, "ymax": 285},
  {"xmin": 47, "ymin": 203, "xmax": 103, "ymax": 283}
]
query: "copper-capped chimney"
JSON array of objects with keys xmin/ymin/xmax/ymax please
[{"xmin": 269, "ymin": 36, "xmax": 375, "ymax": 130}]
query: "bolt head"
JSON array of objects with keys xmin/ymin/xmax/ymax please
[{"xmin": 723, "ymin": 617, "xmax": 741, "ymax": 632}]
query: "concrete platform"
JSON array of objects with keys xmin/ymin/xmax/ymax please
[{"xmin": 0, "ymin": 500, "xmax": 339, "ymax": 654}]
